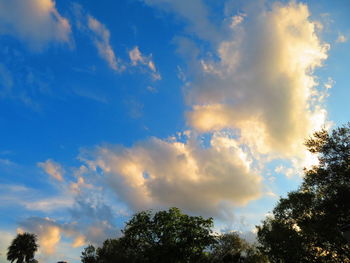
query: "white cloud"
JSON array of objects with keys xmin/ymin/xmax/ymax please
[
  {"xmin": 0, "ymin": 0, "xmax": 71, "ymax": 51},
  {"xmin": 129, "ymin": 46, "xmax": 161, "ymax": 80},
  {"xmin": 186, "ymin": 1, "xmax": 330, "ymax": 162},
  {"xmin": 87, "ymin": 15, "xmax": 121, "ymax": 71},
  {"xmin": 38, "ymin": 159, "xmax": 64, "ymax": 181},
  {"xmin": 81, "ymin": 131, "xmax": 262, "ymax": 218}
]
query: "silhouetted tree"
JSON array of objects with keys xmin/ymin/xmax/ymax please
[
  {"xmin": 257, "ymin": 124, "xmax": 350, "ymax": 262},
  {"xmin": 210, "ymin": 232, "xmax": 268, "ymax": 263},
  {"xmin": 81, "ymin": 245, "xmax": 98, "ymax": 263},
  {"xmin": 7, "ymin": 232, "xmax": 38, "ymax": 263}
]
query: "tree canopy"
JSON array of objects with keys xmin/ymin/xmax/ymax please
[
  {"xmin": 257, "ymin": 124, "xmax": 350, "ymax": 263},
  {"xmin": 82, "ymin": 207, "xmax": 215, "ymax": 263},
  {"xmin": 7, "ymin": 232, "xmax": 38, "ymax": 263},
  {"xmin": 81, "ymin": 207, "xmax": 266, "ymax": 263}
]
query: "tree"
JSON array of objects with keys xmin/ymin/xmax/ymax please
[
  {"xmin": 120, "ymin": 207, "xmax": 215, "ymax": 262},
  {"xmin": 81, "ymin": 245, "xmax": 98, "ymax": 263},
  {"xmin": 210, "ymin": 232, "xmax": 268, "ymax": 263},
  {"xmin": 82, "ymin": 207, "xmax": 215, "ymax": 263},
  {"xmin": 257, "ymin": 125, "xmax": 350, "ymax": 263},
  {"xmin": 7, "ymin": 232, "xmax": 38, "ymax": 263}
]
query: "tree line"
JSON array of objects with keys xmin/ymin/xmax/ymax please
[{"xmin": 6, "ymin": 125, "xmax": 350, "ymax": 262}]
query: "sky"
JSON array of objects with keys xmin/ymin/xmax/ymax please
[{"xmin": 0, "ymin": 0, "xmax": 349, "ymax": 262}]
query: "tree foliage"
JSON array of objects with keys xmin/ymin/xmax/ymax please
[
  {"xmin": 210, "ymin": 232, "xmax": 268, "ymax": 263},
  {"xmin": 81, "ymin": 207, "xmax": 215, "ymax": 263},
  {"xmin": 81, "ymin": 207, "xmax": 266, "ymax": 263},
  {"xmin": 257, "ymin": 124, "xmax": 350, "ymax": 263},
  {"xmin": 7, "ymin": 232, "xmax": 38, "ymax": 263},
  {"xmin": 81, "ymin": 245, "xmax": 98, "ymax": 263}
]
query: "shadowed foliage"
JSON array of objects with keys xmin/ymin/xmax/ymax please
[
  {"xmin": 257, "ymin": 124, "xmax": 350, "ymax": 263},
  {"xmin": 81, "ymin": 208, "xmax": 267, "ymax": 263},
  {"xmin": 7, "ymin": 232, "xmax": 38, "ymax": 263}
]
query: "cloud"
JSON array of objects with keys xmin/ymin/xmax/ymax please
[
  {"xmin": 22, "ymin": 196, "xmax": 74, "ymax": 212},
  {"xmin": 0, "ymin": 0, "xmax": 71, "ymax": 51},
  {"xmin": 87, "ymin": 15, "xmax": 121, "ymax": 71},
  {"xmin": 19, "ymin": 217, "xmax": 61, "ymax": 255},
  {"xmin": 186, "ymin": 1, "xmax": 330, "ymax": 161},
  {"xmin": 129, "ymin": 46, "xmax": 161, "ymax": 80},
  {"xmin": 38, "ymin": 159, "xmax": 64, "ymax": 181},
  {"xmin": 336, "ymin": 33, "xmax": 347, "ymax": 43},
  {"xmin": 81, "ymin": 131, "xmax": 262, "ymax": 218},
  {"xmin": 0, "ymin": 229, "xmax": 14, "ymax": 262}
]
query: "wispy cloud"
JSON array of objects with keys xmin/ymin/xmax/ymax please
[
  {"xmin": 38, "ymin": 159, "xmax": 64, "ymax": 181},
  {"xmin": 87, "ymin": 15, "xmax": 122, "ymax": 72},
  {"xmin": 129, "ymin": 46, "xmax": 161, "ymax": 80}
]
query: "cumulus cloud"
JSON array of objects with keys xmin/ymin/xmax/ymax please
[
  {"xmin": 18, "ymin": 192, "xmax": 120, "ymax": 255},
  {"xmin": 186, "ymin": 1, "xmax": 330, "ymax": 162},
  {"xmin": 129, "ymin": 46, "xmax": 161, "ymax": 80},
  {"xmin": 81, "ymin": 131, "xmax": 262, "ymax": 218},
  {"xmin": 87, "ymin": 15, "xmax": 121, "ymax": 71},
  {"xmin": 19, "ymin": 217, "xmax": 61, "ymax": 255},
  {"xmin": 0, "ymin": 0, "xmax": 71, "ymax": 50},
  {"xmin": 38, "ymin": 159, "xmax": 64, "ymax": 181}
]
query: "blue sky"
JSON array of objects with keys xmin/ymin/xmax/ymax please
[{"xmin": 0, "ymin": 0, "xmax": 349, "ymax": 262}]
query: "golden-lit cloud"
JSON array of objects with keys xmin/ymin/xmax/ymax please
[
  {"xmin": 336, "ymin": 33, "xmax": 347, "ymax": 43},
  {"xmin": 0, "ymin": 0, "xmax": 71, "ymax": 50},
  {"xmin": 72, "ymin": 235, "xmax": 86, "ymax": 248},
  {"xmin": 82, "ymin": 131, "xmax": 262, "ymax": 218},
  {"xmin": 18, "ymin": 218, "xmax": 61, "ymax": 255},
  {"xmin": 38, "ymin": 159, "xmax": 64, "ymax": 181},
  {"xmin": 186, "ymin": 1, "xmax": 330, "ymax": 162}
]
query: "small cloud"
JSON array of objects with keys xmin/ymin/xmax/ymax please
[
  {"xmin": 38, "ymin": 159, "xmax": 64, "ymax": 181},
  {"xmin": 72, "ymin": 235, "xmax": 86, "ymax": 248},
  {"xmin": 274, "ymin": 165, "xmax": 294, "ymax": 179},
  {"xmin": 230, "ymin": 14, "xmax": 245, "ymax": 28},
  {"xmin": 147, "ymin": 86, "xmax": 158, "ymax": 93},
  {"xmin": 129, "ymin": 46, "xmax": 161, "ymax": 80},
  {"xmin": 266, "ymin": 191, "xmax": 278, "ymax": 198},
  {"xmin": 336, "ymin": 33, "xmax": 347, "ymax": 43}
]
